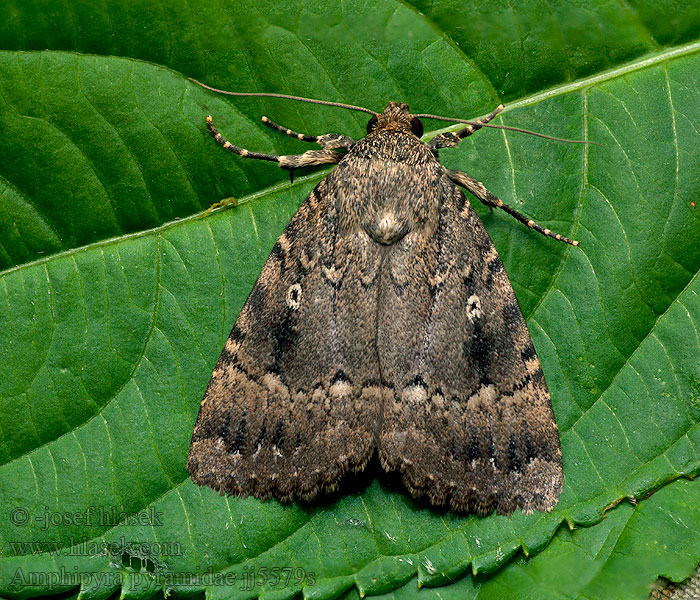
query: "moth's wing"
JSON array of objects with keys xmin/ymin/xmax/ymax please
[
  {"xmin": 377, "ymin": 181, "xmax": 563, "ymax": 515},
  {"xmin": 187, "ymin": 180, "xmax": 383, "ymax": 501}
]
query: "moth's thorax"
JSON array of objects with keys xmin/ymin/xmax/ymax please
[
  {"xmin": 328, "ymin": 130, "xmax": 446, "ymax": 245},
  {"xmin": 350, "ymin": 124, "xmax": 436, "ymax": 166}
]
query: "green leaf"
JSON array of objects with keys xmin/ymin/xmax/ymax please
[
  {"xmin": 3, "ymin": 0, "xmax": 700, "ymax": 269},
  {"xmin": 1, "ymin": 3, "xmax": 700, "ymax": 600},
  {"xmin": 335, "ymin": 477, "xmax": 700, "ymax": 600}
]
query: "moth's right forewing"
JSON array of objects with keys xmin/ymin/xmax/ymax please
[{"xmin": 187, "ymin": 180, "xmax": 382, "ymax": 501}]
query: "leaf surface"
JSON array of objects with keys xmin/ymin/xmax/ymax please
[{"xmin": 1, "ymin": 3, "xmax": 700, "ymax": 599}]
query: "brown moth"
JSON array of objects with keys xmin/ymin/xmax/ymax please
[{"xmin": 187, "ymin": 90, "xmax": 577, "ymax": 515}]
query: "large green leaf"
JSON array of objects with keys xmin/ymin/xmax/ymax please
[
  {"xmin": 3, "ymin": 0, "xmax": 700, "ymax": 269},
  {"xmin": 1, "ymin": 2, "xmax": 700, "ymax": 600},
  {"xmin": 336, "ymin": 477, "xmax": 700, "ymax": 600}
]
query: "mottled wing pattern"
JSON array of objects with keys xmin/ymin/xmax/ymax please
[
  {"xmin": 187, "ymin": 179, "xmax": 383, "ymax": 501},
  {"xmin": 377, "ymin": 181, "xmax": 563, "ymax": 515}
]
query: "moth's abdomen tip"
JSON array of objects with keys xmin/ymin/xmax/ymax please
[
  {"xmin": 572, "ymin": 240, "xmax": 580, "ymax": 247},
  {"xmin": 497, "ymin": 104, "xmax": 505, "ymax": 110},
  {"xmin": 261, "ymin": 116, "xmax": 269, "ymax": 122}
]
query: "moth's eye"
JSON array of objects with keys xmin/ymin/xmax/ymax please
[
  {"xmin": 366, "ymin": 116, "xmax": 378, "ymax": 134},
  {"xmin": 410, "ymin": 117, "xmax": 424, "ymax": 138}
]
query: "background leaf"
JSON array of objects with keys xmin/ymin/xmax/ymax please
[
  {"xmin": 336, "ymin": 477, "xmax": 700, "ymax": 600},
  {"xmin": 1, "ymin": 2, "xmax": 700, "ymax": 599}
]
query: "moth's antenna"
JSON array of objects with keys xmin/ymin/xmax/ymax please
[
  {"xmin": 414, "ymin": 113, "xmax": 595, "ymax": 144},
  {"xmin": 189, "ymin": 78, "xmax": 379, "ymax": 116}
]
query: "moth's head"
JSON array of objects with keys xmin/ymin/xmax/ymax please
[{"xmin": 366, "ymin": 101, "xmax": 424, "ymax": 138}]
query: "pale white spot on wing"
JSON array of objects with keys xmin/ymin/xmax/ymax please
[
  {"xmin": 401, "ymin": 384, "xmax": 427, "ymax": 404},
  {"xmin": 467, "ymin": 294, "xmax": 482, "ymax": 320},
  {"xmin": 262, "ymin": 372, "xmax": 290, "ymax": 400},
  {"xmin": 285, "ymin": 283, "xmax": 302, "ymax": 310},
  {"xmin": 330, "ymin": 380, "xmax": 353, "ymax": 399},
  {"xmin": 322, "ymin": 265, "xmax": 343, "ymax": 284},
  {"xmin": 466, "ymin": 384, "xmax": 496, "ymax": 411},
  {"xmin": 224, "ymin": 337, "xmax": 241, "ymax": 354}
]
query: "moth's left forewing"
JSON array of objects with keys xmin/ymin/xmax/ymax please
[{"xmin": 377, "ymin": 172, "xmax": 563, "ymax": 515}]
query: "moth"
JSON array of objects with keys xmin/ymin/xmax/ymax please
[{"xmin": 187, "ymin": 85, "xmax": 580, "ymax": 515}]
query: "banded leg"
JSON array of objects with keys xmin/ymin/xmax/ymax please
[
  {"xmin": 448, "ymin": 169, "xmax": 579, "ymax": 246},
  {"xmin": 429, "ymin": 104, "xmax": 504, "ymax": 150},
  {"xmin": 207, "ymin": 116, "xmax": 343, "ymax": 171},
  {"xmin": 261, "ymin": 116, "xmax": 356, "ymax": 150}
]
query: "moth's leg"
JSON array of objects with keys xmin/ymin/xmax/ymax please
[
  {"xmin": 447, "ymin": 169, "xmax": 579, "ymax": 246},
  {"xmin": 261, "ymin": 116, "xmax": 356, "ymax": 150},
  {"xmin": 207, "ymin": 116, "xmax": 343, "ymax": 170},
  {"xmin": 429, "ymin": 104, "xmax": 504, "ymax": 150}
]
